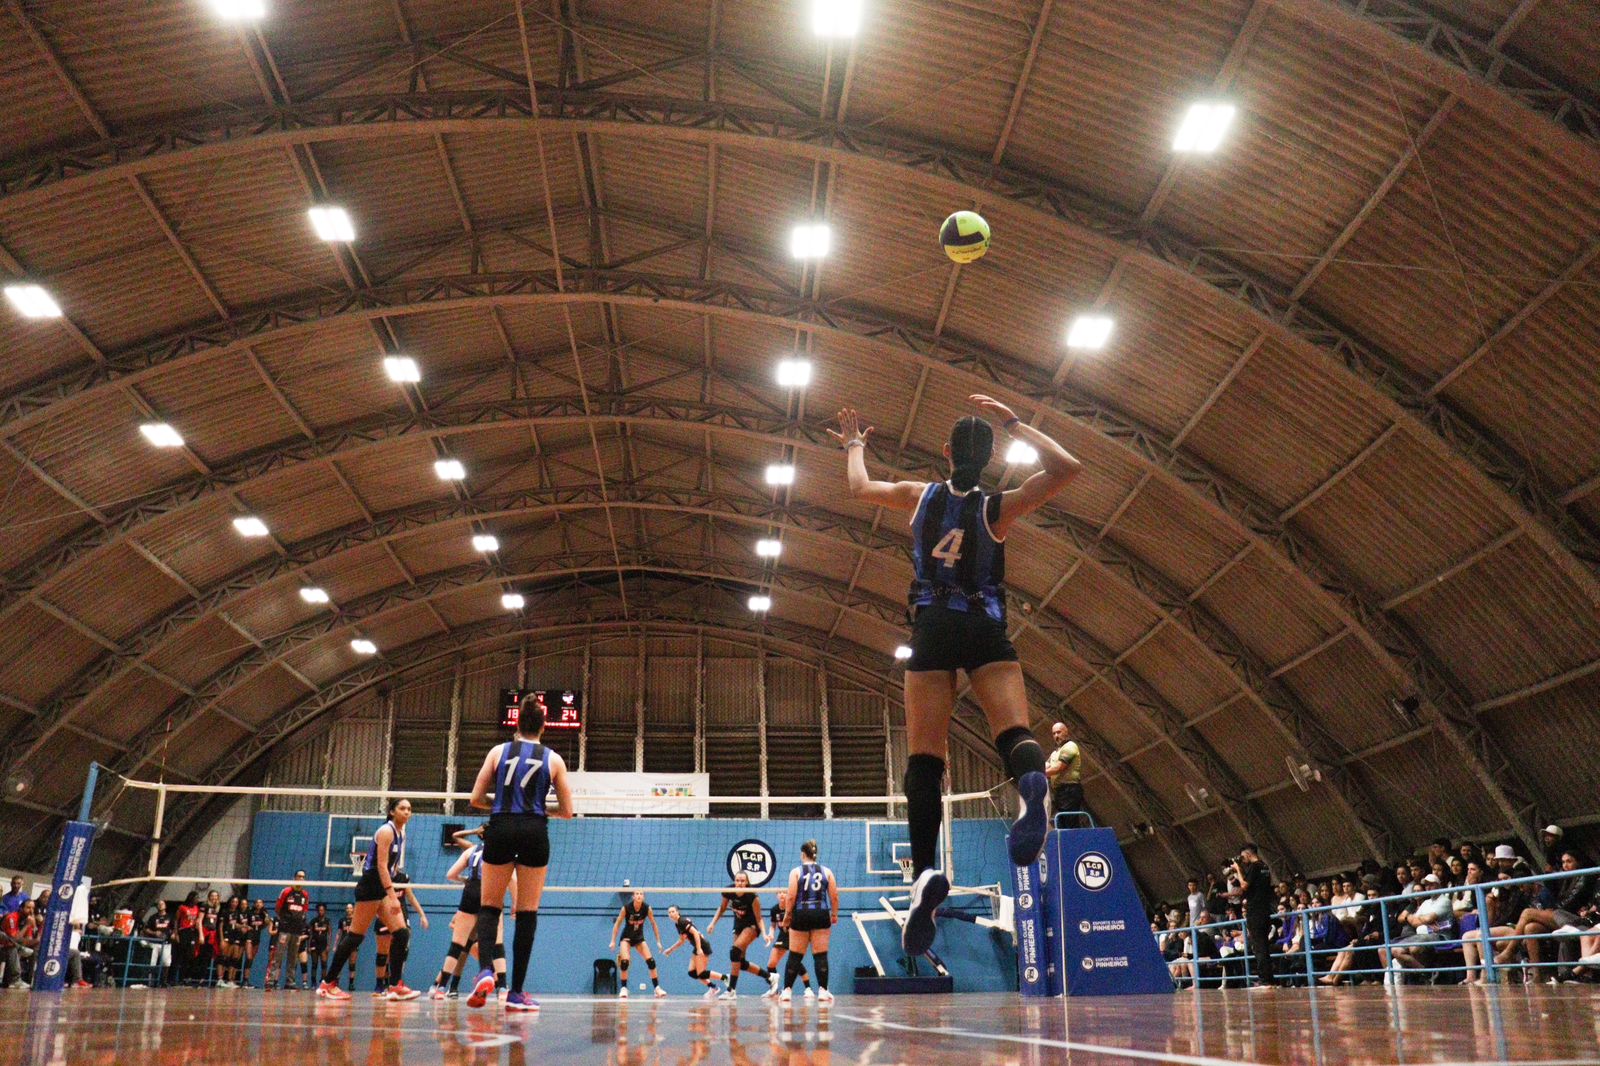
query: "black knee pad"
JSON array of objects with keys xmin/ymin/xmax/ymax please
[
  {"xmin": 814, "ymin": 950, "xmax": 830, "ymax": 985},
  {"xmin": 645, "ymin": 956, "xmax": 657, "ymax": 971},
  {"xmin": 446, "ymin": 942, "xmax": 465, "ymax": 960},
  {"xmin": 729, "ymin": 945, "xmax": 744, "ymax": 965},
  {"xmin": 995, "ymin": 726, "xmax": 1045, "ymax": 780},
  {"xmin": 687, "ymin": 967, "xmax": 700, "ymax": 980},
  {"xmin": 491, "ymin": 942, "xmax": 504, "ymax": 962},
  {"xmin": 617, "ymin": 956, "xmax": 629, "ymax": 970}
]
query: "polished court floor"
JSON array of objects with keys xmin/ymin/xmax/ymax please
[{"xmin": 1, "ymin": 985, "xmax": 1597, "ymax": 1065}]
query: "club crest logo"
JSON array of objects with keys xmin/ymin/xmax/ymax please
[
  {"xmin": 727, "ymin": 839, "xmax": 776, "ymax": 887},
  {"xmin": 1074, "ymin": 852, "xmax": 1112, "ymax": 891}
]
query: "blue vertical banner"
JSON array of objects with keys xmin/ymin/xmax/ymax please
[
  {"xmin": 1046, "ymin": 827, "xmax": 1172, "ymax": 996},
  {"xmin": 1011, "ymin": 858, "xmax": 1051, "ymax": 996},
  {"xmin": 35, "ymin": 820, "xmax": 95, "ymax": 993}
]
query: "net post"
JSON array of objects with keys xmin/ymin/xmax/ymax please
[
  {"xmin": 147, "ymin": 783, "xmax": 166, "ymax": 879},
  {"xmin": 77, "ymin": 761, "xmax": 99, "ymax": 823},
  {"xmin": 942, "ymin": 790, "xmax": 955, "ymax": 880}
]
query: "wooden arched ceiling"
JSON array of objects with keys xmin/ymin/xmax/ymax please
[{"xmin": 1, "ymin": 0, "xmax": 1596, "ymax": 895}]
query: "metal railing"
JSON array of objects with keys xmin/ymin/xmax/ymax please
[{"xmin": 1153, "ymin": 864, "xmax": 1600, "ymax": 987}]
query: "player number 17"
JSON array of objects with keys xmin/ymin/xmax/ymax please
[{"xmin": 503, "ymin": 757, "xmax": 541, "ymax": 789}]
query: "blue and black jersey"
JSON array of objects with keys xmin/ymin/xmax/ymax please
[
  {"xmin": 367, "ymin": 819, "xmax": 405, "ymax": 877},
  {"xmin": 794, "ymin": 862, "xmax": 832, "ymax": 913},
  {"xmin": 465, "ymin": 845, "xmax": 483, "ymax": 883},
  {"xmin": 492, "ymin": 739, "xmax": 551, "ymax": 817},
  {"xmin": 909, "ymin": 482, "xmax": 1006, "ymax": 623}
]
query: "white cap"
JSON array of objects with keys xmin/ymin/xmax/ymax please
[
  {"xmin": 1422, "ymin": 874, "xmax": 1441, "ymax": 885},
  {"xmin": 1543, "ymin": 824, "xmax": 1563, "ymax": 837},
  {"xmin": 1493, "ymin": 845, "xmax": 1516, "ymax": 861}
]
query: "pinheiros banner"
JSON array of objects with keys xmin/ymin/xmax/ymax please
[
  {"xmin": 36, "ymin": 820, "xmax": 95, "ymax": 993},
  {"xmin": 564, "ymin": 772, "xmax": 710, "ymax": 816}
]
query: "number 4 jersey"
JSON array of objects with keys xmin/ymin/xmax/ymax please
[{"xmin": 909, "ymin": 481, "xmax": 1006, "ymax": 623}]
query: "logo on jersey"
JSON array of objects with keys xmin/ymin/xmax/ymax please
[
  {"xmin": 1074, "ymin": 852, "xmax": 1112, "ymax": 891},
  {"xmin": 727, "ymin": 839, "xmax": 776, "ymax": 887}
]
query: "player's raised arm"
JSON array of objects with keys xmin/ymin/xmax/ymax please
[
  {"xmin": 972, "ymin": 394, "xmax": 1082, "ymax": 539},
  {"xmin": 829, "ymin": 407, "xmax": 926, "ymax": 512},
  {"xmin": 444, "ymin": 849, "xmax": 472, "ymax": 884}
]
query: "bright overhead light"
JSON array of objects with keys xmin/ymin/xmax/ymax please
[
  {"xmin": 299, "ymin": 587, "xmax": 330, "ymax": 605},
  {"xmin": 1066, "ymin": 314, "xmax": 1114, "ymax": 350},
  {"xmin": 4, "ymin": 283, "xmax": 62, "ymax": 319},
  {"xmin": 308, "ymin": 206, "xmax": 356, "ymax": 243},
  {"xmin": 501, "ymin": 592, "xmax": 526, "ymax": 610},
  {"xmin": 748, "ymin": 595, "xmax": 772, "ymax": 613},
  {"xmin": 765, "ymin": 463, "xmax": 796, "ymax": 486},
  {"xmin": 350, "ymin": 638, "xmax": 377, "ymax": 655},
  {"xmin": 232, "ymin": 516, "xmax": 270, "ymax": 538},
  {"xmin": 434, "ymin": 459, "xmax": 466, "ymax": 481},
  {"xmin": 775, "ymin": 358, "xmax": 813, "ymax": 388},
  {"xmin": 755, "ymin": 538, "xmax": 783, "ymax": 558},
  {"xmin": 471, "ymin": 534, "xmax": 500, "ymax": 553},
  {"xmin": 1173, "ymin": 102, "xmax": 1236, "ymax": 153},
  {"xmin": 139, "ymin": 422, "xmax": 185, "ymax": 448},
  {"xmin": 208, "ymin": 0, "xmax": 267, "ymax": 19},
  {"xmin": 894, "ymin": 645, "xmax": 913, "ymax": 661},
  {"xmin": 789, "ymin": 223, "xmax": 830, "ymax": 260},
  {"xmin": 812, "ymin": 0, "xmax": 863, "ymax": 37},
  {"xmin": 383, "ymin": 355, "xmax": 421, "ymax": 383},
  {"xmin": 1005, "ymin": 440, "xmax": 1038, "ymax": 465}
]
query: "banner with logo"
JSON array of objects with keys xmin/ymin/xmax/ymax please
[
  {"xmin": 35, "ymin": 820, "xmax": 96, "ymax": 993},
  {"xmin": 1045, "ymin": 827, "xmax": 1172, "ymax": 996},
  {"xmin": 565, "ymin": 771, "xmax": 710, "ymax": 816},
  {"xmin": 1011, "ymin": 858, "xmax": 1056, "ymax": 996}
]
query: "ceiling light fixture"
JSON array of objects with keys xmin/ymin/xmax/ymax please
[
  {"xmin": 789, "ymin": 223, "xmax": 831, "ymax": 260},
  {"xmin": 1173, "ymin": 102, "xmax": 1236, "ymax": 153},
  {"xmin": 383, "ymin": 355, "xmax": 421, "ymax": 383},
  {"xmin": 299, "ymin": 587, "xmax": 330, "ymax": 605},
  {"xmin": 1066, "ymin": 314, "xmax": 1114, "ymax": 350},
  {"xmin": 434, "ymin": 459, "xmax": 466, "ymax": 481},
  {"xmin": 812, "ymin": 0, "xmax": 863, "ymax": 37},
  {"xmin": 3, "ymin": 283, "xmax": 62, "ymax": 319},
  {"xmin": 232, "ymin": 516, "xmax": 270, "ymax": 537},
  {"xmin": 501, "ymin": 592, "xmax": 526, "ymax": 610},
  {"xmin": 139, "ymin": 423, "xmax": 185, "ymax": 448},
  {"xmin": 350, "ymin": 638, "xmax": 377, "ymax": 655},
  {"xmin": 755, "ymin": 538, "xmax": 783, "ymax": 558},
  {"xmin": 764, "ymin": 463, "xmax": 796, "ymax": 486},
  {"xmin": 775, "ymin": 358, "xmax": 813, "ymax": 388},
  {"xmin": 1004, "ymin": 440, "xmax": 1038, "ymax": 465},
  {"xmin": 893, "ymin": 645, "xmax": 913, "ymax": 661},
  {"xmin": 748, "ymin": 595, "xmax": 772, "ymax": 612},
  {"xmin": 208, "ymin": 0, "xmax": 267, "ymax": 19},
  {"xmin": 471, "ymin": 534, "xmax": 500, "ymax": 553},
  {"xmin": 308, "ymin": 206, "xmax": 356, "ymax": 243}
]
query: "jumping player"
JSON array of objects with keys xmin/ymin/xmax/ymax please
[
  {"xmin": 466, "ymin": 692, "xmax": 575, "ymax": 1012},
  {"xmin": 662, "ymin": 905, "xmax": 727, "ymax": 999},
  {"xmin": 707, "ymin": 873, "xmax": 769, "ymax": 997},
  {"xmin": 780, "ymin": 840, "xmax": 838, "ymax": 1004},
  {"xmin": 317, "ymin": 798, "xmax": 420, "ymax": 1001},
  {"xmin": 760, "ymin": 888, "xmax": 811, "ymax": 999},
  {"xmin": 830, "ymin": 396, "xmax": 1081, "ymax": 954},
  {"xmin": 610, "ymin": 891, "xmax": 666, "ymax": 998}
]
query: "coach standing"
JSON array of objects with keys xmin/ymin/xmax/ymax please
[
  {"xmin": 1045, "ymin": 722, "xmax": 1083, "ymax": 827},
  {"xmin": 1227, "ymin": 842, "xmax": 1274, "ymax": 989}
]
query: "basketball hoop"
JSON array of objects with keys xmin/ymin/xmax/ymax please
[
  {"xmin": 897, "ymin": 856, "xmax": 915, "ymax": 884},
  {"xmin": 350, "ymin": 851, "xmax": 367, "ymax": 878}
]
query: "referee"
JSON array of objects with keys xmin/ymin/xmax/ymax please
[{"xmin": 1045, "ymin": 722, "xmax": 1083, "ymax": 827}]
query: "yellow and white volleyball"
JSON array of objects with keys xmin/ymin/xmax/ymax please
[{"xmin": 938, "ymin": 210, "xmax": 991, "ymax": 263}]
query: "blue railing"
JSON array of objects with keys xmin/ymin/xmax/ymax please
[{"xmin": 1153, "ymin": 863, "xmax": 1600, "ymax": 987}]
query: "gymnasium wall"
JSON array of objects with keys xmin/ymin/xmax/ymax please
[{"xmin": 248, "ymin": 810, "xmax": 1018, "ymax": 995}]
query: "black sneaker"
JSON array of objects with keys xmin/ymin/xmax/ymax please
[
  {"xmin": 1008, "ymin": 771, "xmax": 1049, "ymax": 866},
  {"xmin": 902, "ymin": 868, "xmax": 949, "ymax": 956}
]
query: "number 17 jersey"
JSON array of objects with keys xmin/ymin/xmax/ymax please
[
  {"xmin": 909, "ymin": 481, "xmax": 1005, "ymax": 623},
  {"xmin": 492, "ymin": 739, "xmax": 550, "ymax": 816}
]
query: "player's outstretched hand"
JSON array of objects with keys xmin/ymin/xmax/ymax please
[
  {"xmin": 970, "ymin": 394, "xmax": 1017, "ymax": 426},
  {"xmin": 827, "ymin": 408, "xmax": 874, "ymax": 449}
]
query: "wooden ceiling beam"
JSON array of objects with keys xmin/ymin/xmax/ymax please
[{"xmin": 990, "ymin": 0, "xmax": 1055, "ymax": 167}]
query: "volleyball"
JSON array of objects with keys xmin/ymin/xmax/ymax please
[{"xmin": 939, "ymin": 210, "xmax": 991, "ymax": 263}]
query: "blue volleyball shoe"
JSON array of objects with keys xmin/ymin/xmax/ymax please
[
  {"xmin": 1008, "ymin": 771, "xmax": 1049, "ymax": 867},
  {"xmin": 901, "ymin": 868, "xmax": 949, "ymax": 956}
]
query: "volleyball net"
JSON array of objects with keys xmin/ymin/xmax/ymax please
[{"xmin": 86, "ymin": 772, "xmax": 1017, "ymax": 907}]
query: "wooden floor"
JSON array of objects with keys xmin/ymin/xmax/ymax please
[{"xmin": 1, "ymin": 985, "xmax": 1597, "ymax": 1065}]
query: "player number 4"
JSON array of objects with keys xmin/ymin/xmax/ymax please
[{"xmin": 931, "ymin": 528, "xmax": 964, "ymax": 567}]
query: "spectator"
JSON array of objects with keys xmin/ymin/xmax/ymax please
[
  {"xmin": 1, "ymin": 877, "xmax": 27, "ymax": 916},
  {"xmin": 1185, "ymin": 879, "xmax": 1206, "ymax": 926},
  {"xmin": 1330, "ymin": 875, "xmax": 1365, "ymax": 933},
  {"xmin": 1458, "ymin": 842, "xmax": 1483, "ymax": 869},
  {"xmin": 144, "ymin": 902, "xmax": 173, "ymax": 987},
  {"xmin": 1508, "ymin": 851, "xmax": 1595, "ymax": 977},
  {"xmin": 1168, "ymin": 913, "xmax": 1220, "ymax": 988},
  {"xmin": 1380, "ymin": 874, "xmax": 1455, "ymax": 976},
  {"xmin": 1, "ymin": 899, "xmax": 39, "ymax": 988},
  {"xmin": 173, "ymin": 892, "xmax": 202, "ymax": 985},
  {"xmin": 1426, "ymin": 838, "xmax": 1451, "ymax": 869},
  {"xmin": 1540, "ymin": 826, "xmax": 1565, "ymax": 872}
]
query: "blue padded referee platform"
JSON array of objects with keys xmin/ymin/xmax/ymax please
[{"xmin": 1013, "ymin": 827, "xmax": 1172, "ymax": 997}]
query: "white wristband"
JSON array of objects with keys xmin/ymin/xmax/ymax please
[{"xmin": 844, "ymin": 439, "xmax": 865, "ymax": 450}]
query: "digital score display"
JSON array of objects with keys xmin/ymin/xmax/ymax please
[{"xmin": 500, "ymin": 688, "xmax": 584, "ymax": 732}]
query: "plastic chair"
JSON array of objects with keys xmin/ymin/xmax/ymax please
[{"xmin": 593, "ymin": 957, "xmax": 618, "ymax": 995}]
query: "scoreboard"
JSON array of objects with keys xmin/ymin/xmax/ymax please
[{"xmin": 499, "ymin": 688, "xmax": 584, "ymax": 732}]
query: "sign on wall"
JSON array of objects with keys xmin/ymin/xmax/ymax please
[{"xmin": 565, "ymin": 772, "xmax": 710, "ymax": 816}]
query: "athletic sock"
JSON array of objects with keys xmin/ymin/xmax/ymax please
[
  {"xmin": 783, "ymin": 955, "xmax": 804, "ymax": 991},
  {"xmin": 814, "ymin": 951, "xmax": 830, "ymax": 990},
  {"xmin": 905, "ymin": 753, "xmax": 946, "ymax": 873},
  {"xmin": 512, "ymin": 911, "xmax": 538, "ymax": 994},
  {"xmin": 323, "ymin": 932, "xmax": 364, "ymax": 985},
  {"xmin": 646, "ymin": 956, "xmax": 658, "ymax": 988},
  {"xmin": 994, "ymin": 726, "xmax": 1046, "ymax": 781},
  {"xmin": 449, "ymin": 969, "xmax": 464, "ymax": 993},
  {"xmin": 388, "ymin": 928, "xmax": 410, "ymax": 987},
  {"xmin": 728, "ymin": 965, "xmax": 739, "ymax": 991}
]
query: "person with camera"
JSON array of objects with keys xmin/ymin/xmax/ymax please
[{"xmin": 1225, "ymin": 842, "xmax": 1275, "ymax": 989}]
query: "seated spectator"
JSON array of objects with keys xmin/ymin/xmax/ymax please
[
  {"xmin": 1331, "ymin": 875, "xmax": 1365, "ymax": 933},
  {"xmin": 1458, "ymin": 842, "xmax": 1483, "ymax": 869},
  {"xmin": 1168, "ymin": 913, "xmax": 1221, "ymax": 988},
  {"xmin": 1539, "ymin": 826, "xmax": 1564, "ymax": 872},
  {"xmin": 1319, "ymin": 890, "xmax": 1386, "ymax": 986},
  {"xmin": 1507, "ymin": 851, "xmax": 1595, "ymax": 977},
  {"xmin": 1, "ymin": 900, "xmax": 39, "ymax": 988},
  {"xmin": 1381, "ymin": 875, "xmax": 1455, "ymax": 975},
  {"xmin": 1, "ymin": 878, "xmax": 27, "ymax": 917}
]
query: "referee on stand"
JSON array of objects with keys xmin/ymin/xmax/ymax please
[
  {"xmin": 1227, "ymin": 842, "xmax": 1274, "ymax": 989},
  {"xmin": 1045, "ymin": 722, "xmax": 1083, "ymax": 827}
]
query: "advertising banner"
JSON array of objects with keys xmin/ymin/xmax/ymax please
[
  {"xmin": 34, "ymin": 820, "xmax": 95, "ymax": 993},
  {"xmin": 565, "ymin": 771, "xmax": 711, "ymax": 816},
  {"xmin": 1046, "ymin": 827, "xmax": 1172, "ymax": 996},
  {"xmin": 1011, "ymin": 858, "xmax": 1051, "ymax": 996}
]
